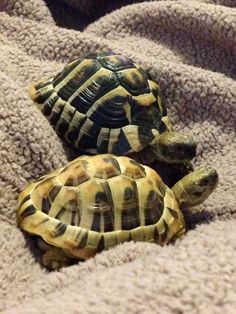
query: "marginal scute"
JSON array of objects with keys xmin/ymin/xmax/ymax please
[
  {"xmin": 49, "ymin": 101, "xmax": 65, "ymax": 126},
  {"xmin": 20, "ymin": 205, "xmax": 36, "ymax": 219},
  {"xmin": 97, "ymin": 235, "xmax": 105, "ymax": 252},
  {"xmin": 18, "ymin": 194, "xmax": 30, "ymax": 209},
  {"xmin": 54, "ymin": 222, "xmax": 67, "ymax": 237},
  {"xmin": 41, "ymin": 197, "xmax": 51, "ymax": 214},
  {"xmin": 160, "ymin": 219, "xmax": 169, "ymax": 243},
  {"xmin": 41, "ymin": 94, "xmax": 59, "ymax": 116},
  {"xmin": 153, "ymin": 226, "xmax": 159, "ymax": 242},
  {"xmin": 167, "ymin": 207, "xmax": 179, "ymax": 220},
  {"xmin": 77, "ymin": 230, "xmax": 89, "ymax": 249}
]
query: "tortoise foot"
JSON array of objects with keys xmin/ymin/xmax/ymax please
[{"xmin": 42, "ymin": 247, "xmax": 75, "ymax": 270}]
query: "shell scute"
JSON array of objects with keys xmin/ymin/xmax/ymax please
[
  {"xmin": 117, "ymin": 156, "xmax": 146, "ymax": 179},
  {"xmin": 57, "ymin": 162, "xmax": 90, "ymax": 186},
  {"xmin": 53, "ymin": 58, "xmax": 83, "ymax": 87},
  {"xmin": 88, "ymin": 86, "xmax": 130, "ymax": 128},
  {"xmin": 84, "ymin": 155, "xmax": 121, "ymax": 179},
  {"xmin": 116, "ymin": 67, "xmax": 149, "ymax": 96},
  {"xmin": 78, "ymin": 178, "xmax": 114, "ymax": 232},
  {"xmin": 70, "ymin": 68, "xmax": 119, "ymax": 113},
  {"xmin": 44, "ymin": 187, "xmax": 77, "ymax": 221},
  {"xmin": 98, "ymin": 54, "xmax": 135, "ymax": 72},
  {"xmin": 55, "ymin": 58, "xmax": 101, "ymax": 101},
  {"xmin": 106, "ymin": 174, "xmax": 140, "ymax": 230},
  {"xmin": 144, "ymin": 189, "xmax": 164, "ymax": 225}
]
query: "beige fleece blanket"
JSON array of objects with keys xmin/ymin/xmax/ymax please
[{"xmin": 0, "ymin": 0, "xmax": 236, "ymax": 313}]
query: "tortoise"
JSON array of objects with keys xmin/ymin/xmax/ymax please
[
  {"xmin": 17, "ymin": 154, "xmax": 218, "ymax": 270},
  {"xmin": 29, "ymin": 51, "xmax": 196, "ymax": 164}
]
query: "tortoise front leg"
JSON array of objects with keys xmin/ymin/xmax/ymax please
[{"xmin": 42, "ymin": 247, "xmax": 76, "ymax": 270}]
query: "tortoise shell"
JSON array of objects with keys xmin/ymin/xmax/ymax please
[
  {"xmin": 30, "ymin": 51, "xmax": 172, "ymax": 155},
  {"xmin": 17, "ymin": 154, "xmax": 185, "ymax": 260}
]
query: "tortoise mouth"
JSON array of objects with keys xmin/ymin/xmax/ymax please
[
  {"xmin": 198, "ymin": 167, "xmax": 219, "ymax": 191},
  {"xmin": 155, "ymin": 142, "xmax": 196, "ymax": 163},
  {"xmin": 164, "ymin": 143, "xmax": 197, "ymax": 162},
  {"xmin": 152, "ymin": 132, "xmax": 197, "ymax": 163}
]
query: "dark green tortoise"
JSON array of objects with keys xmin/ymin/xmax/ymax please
[
  {"xmin": 17, "ymin": 154, "xmax": 218, "ymax": 270},
  {"xmin": 29, "ymin": 51, "xmax": 196, "ymax": 164}
]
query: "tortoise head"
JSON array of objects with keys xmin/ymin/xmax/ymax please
[
  {"xmin": 172, "ymin": 167, "xmax": 218, "ymax": 210},
  {"xmin": 150, "ymin": 131, "xmax": 197, "ymax": 163}
]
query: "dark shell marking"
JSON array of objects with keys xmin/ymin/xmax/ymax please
[
  {"xmin": 17, "ymin": 155, "xmax": 185, "ymax": 260},
  {"xmin": 31, "ymin": 52, "xmax": 169, "ymax": 155}
]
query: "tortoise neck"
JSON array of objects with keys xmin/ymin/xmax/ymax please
[{"xmin": 171, "ymin": 180, "xmax": 190, "ymax": 210}]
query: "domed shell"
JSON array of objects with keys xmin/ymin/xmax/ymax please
[
  {"xmin": 30, "ymin": 51, "xmax": 171, "ymax": 155},
  {"xmin": 17, "ymin": 155, "xmax": 185, "ymax": 260}
]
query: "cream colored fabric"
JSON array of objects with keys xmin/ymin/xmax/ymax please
[{"xmin": 0, "ymin": 1, "xmax": 236, "ymax": 313}]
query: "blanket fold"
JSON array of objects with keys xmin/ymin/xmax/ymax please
[{"xmin": 0, "ymin": 1, "xmax": 235, "ymax": 313}]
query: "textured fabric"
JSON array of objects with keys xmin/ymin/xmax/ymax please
[{"xmin": 0, "ymin": 0, "xmax": 236, "ymax": 313}]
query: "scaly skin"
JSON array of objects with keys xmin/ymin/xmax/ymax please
[{"xmin": 171, "ymin": 167, "xmax": 218, "ymax": 210}]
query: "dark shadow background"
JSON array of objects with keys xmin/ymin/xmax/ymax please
[{"xmin": 44, "ymin": 0, "xmax": 151, "ymax": 30}]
